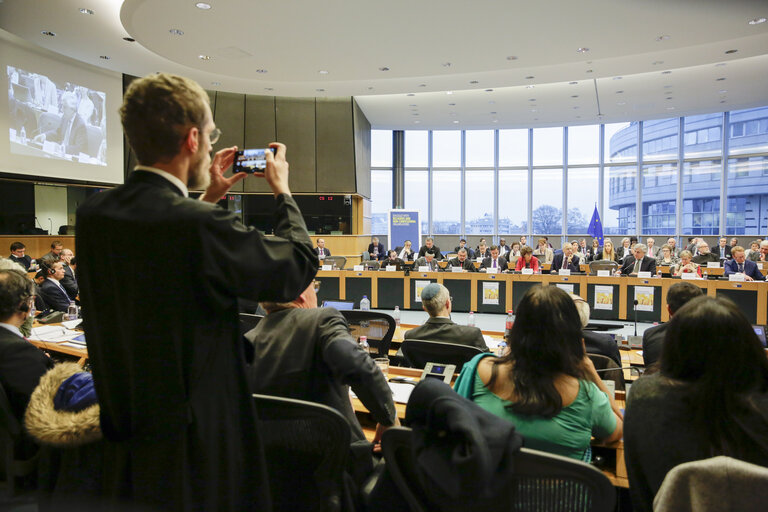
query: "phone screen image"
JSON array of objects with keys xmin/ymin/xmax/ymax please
[{"xmin": 233, "ymin": 148, "xmax": 274, "ymax": 173}]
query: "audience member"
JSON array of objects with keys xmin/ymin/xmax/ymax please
[
  {"xmin": 506, "ymin": 241, "xmax": 522, "ymax": 260},
  {"xmin": 714, "ymin": 237, "xmax": 731, "ymax": 260},
  {"xmin": 75, "ymin": 73, "xmax": 317, "ymax": 511},
  {"xmin": 641, "ymin": 282, "xmax": 704, "ymax": 368},
  {"xmin": 570, "ymin": 294, "xmax": 621, "ymax": 365},
  {"xmin": 497, "ymin": 238, "xmax": 510, "ymax": 257},
  {"xmin": 404, "ymin": 283, "xmax": 487, "ymax": 350},
  {"xmin": 42, "ymin": 240, "xmax": 63, "ymax": 262},
  {"xmin": 394, "ymin": 239, "xmax": 414, "ymax": 261},
  {"xmin": 674, "ymin": 250, "xmax": 701, "ymax": 277},
  {"xmin": 367, "ymin": 236, "xmax": 385, "ymax": 261},
  {"xmin": 667, "ymin": 237, "xmax": 679, "ymax": 257},
  {"xmin": 745, "ymin": 240, "xmax": 761, "ymax": 259},
  {"xmin": 570, "ymin": 240, "xmax": 582, "ymax": 262},
  {"xmin": 587, "ymin": 239, "xmax": 601, "ymax": 262},
  {"xmin": 655, "ymin": 244, "xmax": 679, "ymax": 269},
  {"xmin": 577, "ymin": 238, "xmax": 589, "ymax": 259},
  {"xmin": 724, "ymin": 246, "xmax": 765, "ymax": 281},
  {"xmin": 454, "ymin": 238, "xmax": 475, "ymax": 258},
  {"xmin": 532, "ymin": 237, "xmax": 553, "ymax": 264},
  {"xmin": 691, "ymin": 242, "xmax": 719, "ymax": 265},
  {"xmin": 59, "ymin": 248, "xmax": 78, "ymax": 300},
  {"xmin": 617, "ymin": 237, "xmax": 632, "ymax": 260},
  {"xmin": 475, "ymin": 241, "xmax": 490, "ymax": 260},
  {"xmin": 380, "ymin": 250, "xmax": 403, "ymax": 269},
  {"xmin": 32, "ymin": 269, "xmax": 49, "ymax": 313},
  {"xmin": 730, "ymin": 237, "xmax": 739, "ymax": 248},
  {"xmin": 418, "ymin": 237, "xmax": 442, "ymax": 260},
  {"xmin": 480, "ymin": 245, "xmax": 507, "ymax": 271},
  {"xmin": 447, "ymin": 248, "xmax": 477, "ymax": 272},
  {"xmin": 646, "ymin": 238, "xmax": 659, "ymax": 258},
  {"xmin": 625, "ymin": 296, "xmax": 768, "ymax": 512},
  {"xmin": 315, "ymin": 238, "xmax": 330, "ymax": 260},
  {"xmin": 597, "ymin": 239, "xmax": 619, "ymax": 262},
  {"xmin": 514, "ymin": 246, "xmax": 540, "ymax": 272},
  {"xmin": 748, "ymin": 240, "xmax": 768, "ymax": 263},
  {"xmin": 8, "ymin": 242, "xmax": 33, "ymax": 271},
  {"xmin": 519, "ymin": 235, "xmax": 527, "ymax": 247},
  {"xmin": 415, "ymin": 252, "xmax": 440, "ymax": 272},
  {"xmin": 552, "ymin": 243, "xmax": 580, "ymax": 273},
  {"xmin": 32, "ymin": 91, "xmax": 88, "ymax": 156},
  {"xmin": 454, "ymin": 286, "xmax": 622, "ymax": 461},
  {"xmin": 38, "ymin": 260, "xmax": 71, "ymax": 312},
  {"xmin": 620, "ymin": 244, "xmax": 657, "ymax": 276}
]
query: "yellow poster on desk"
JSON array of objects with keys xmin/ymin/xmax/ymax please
[
  {"xmin": 414, "ymin": 280, "xmax": 430, "ymax": 303},
  {"xmin": 594, "ymin": 285, "xmax": 613, "ymax": 310},
  {"xmin": 482, "ymin": 282, "xmax": 499, "ymax": 305},
  {"xmin": 634, "ymin": 286, "xmax": 654, "ymax": 312}
]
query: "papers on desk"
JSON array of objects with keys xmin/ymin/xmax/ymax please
[
  {"xmin": 484, "ymin": 335, "xmax": 502, "ymax": 350},
  {"xmin": 29, "ymin": 325, "xmax": 82, "ymax": 343},
  {"xmin": 62, "ymin": 318, "xmax": 83, "ymax": 329},
  {"xmin": 351, "ymin": 379, "xmax": 416, "ymax": 404}
]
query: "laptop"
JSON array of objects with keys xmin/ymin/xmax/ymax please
[{"xmin": 322, "ymin": 300, "xmax": 355, "ymax": 310}]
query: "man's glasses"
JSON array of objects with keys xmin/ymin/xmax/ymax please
[{"xmin": 209, "ymin": 128, "xmax": 222, "ymax": 145}]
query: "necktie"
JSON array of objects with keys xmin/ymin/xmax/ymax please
[
  {"xmin": 562, "ymin": 257, "xmax": 567, "ymax": 270},
  {"xmin": 493, "ymin": 259, "xmax": 497, "ymax": 268},
  {"xmin": 633, "ymin": 259, "xmax": 642, "ymax": 274},
  {"xmin": 739, "ymin": 263, "xmax": 744, "ymax": 273}
]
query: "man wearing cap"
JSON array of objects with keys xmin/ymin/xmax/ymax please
[{"xmin": 404, "ymin": 283, "xmax": 488, "ymax": 351}]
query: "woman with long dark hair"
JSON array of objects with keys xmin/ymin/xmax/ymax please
[
  {"xmin": 625, "ymin": 296, "xmax": 768, "ymax": 511},
  {"xmin": 455, "ymin": 286, "xmax": 622, "ymax": 460}
]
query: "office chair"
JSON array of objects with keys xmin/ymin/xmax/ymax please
[
  {"xmin": 239, "ymin": 313, "xmax": 264, "ymax": 364},
  {"xmin": 0, "ymin": 382, "xmax": 39, "ymax": 498},
  {"xmin": 340, "ymin": 310, "xmax": 396, "ymax": 357},
  {"xmin": 324, "ymin": 256, "xmax": 346, "ymax": 269},
  {"xmin": 252, "ymin": 395, "xmax": 350, "ymax": 512},
  {"xmin": 588, "ymin": 261, "xmax": 619, "ymax": 275},
  {"xmin": 363, "ymin": 260, "xmax": 380, "ymax": 270},
  {"xmin": 587, "ymin": 353, "xmax": 626, "ymax": 391},
  {"xmin": 381, "ymin": 427, "xmax": 616, "ymax": 512},
  {"xmin": 400, "ymin": 339, "xmax": 484, "ymax": 372}
]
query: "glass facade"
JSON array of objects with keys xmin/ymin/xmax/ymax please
[{"xmin": 370, "ymin": 106, "xmax": 768, "ymax": 240}]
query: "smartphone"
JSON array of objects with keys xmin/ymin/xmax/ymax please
[{"xmin": 233, "ymin": 148, "xmax": 277, "ymax": 173}]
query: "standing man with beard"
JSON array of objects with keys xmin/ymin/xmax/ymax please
[{"xmin": 76, "ymin": 73, "xmax": 317, "ymax": 511}]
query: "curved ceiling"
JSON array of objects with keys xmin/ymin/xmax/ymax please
[{"xmin": 1, "ymin": 0, "xmax": 767, "ymax": 128}]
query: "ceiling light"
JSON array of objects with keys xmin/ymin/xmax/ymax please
[
  {"xmin": 442, "ymin": 62, "xmax": 451, "ymax": 67},
  {"xmin": 573, "ymin": 106, "xmax": 579, "ymax": 109},
  {"xmin": 99, "ymin": 55, "xmax": 110, "ymax": 60},
  {"xmin": 123, "ymin": 36, "xmax": 135, "ymax": 42},
  {"xmin": 720, "ymin": 100, "xmax": 726, "ymax": 104},
  {"xmin": 211, "ymin": 81, "xmax": 221, "ymax": 86},
  {"xmin": 414, "ymin": 121, "xmax": 420, "ymax": 124},
  {"xmin": 569, "ymin": 81, "xmax": 578, "ymax": 85},
  {"xmin": 406, "ymin": 93, "xmax": 415, "ymax": 96},
  {"xmin": 453, "ymin": 120, "xmax": 459, "ymax": 124},
  {"xmin": 666, "ymin": 97, "xmax": 673, "ymax": 100},
  {"xmin": 577, "ymin": 47, "xmax": 589, "ymax": 53},
  {"xmin": 530, "ymin": 109, "xmax": 537, "ymax": 112},
  {"xmin": 493, "ymin": 119, "xmax": 499, "ymax": 123},
  {"xmin": 368, "ymin": 87, "xmax": 374, "ymax": 90},
  {"xmin": 448, "ymin": 103, "xmax": 456, "ymax": 106},
  {"xmin": 718, "ymin": 90, "xmax": 727, "ymax": 94},
  {"xmin": 656, "ymin": 35, "xmax": 670, "ymax": 41},
  {"xmin": 409, "ymin": 104, "xmax": 417, "ymax": 107},
  {"xmin": 446, "ymin": 91, "xmax": 453, "ymax": 95},
  {"xmin": 571, "ymin": 95, "xmax": 579, "ymax": 98},
  {"xmin": 526, "ymin": 85, "xmax": 535, "ymax": 89},
  {"xmin": 585, "ymin": 69, "xmax": 593, "ymax": 73},
  {"xmin": 412, "ymin": 113, "xmax": 419, "ymax": 116},
  {"xmin": 575, "ymin": 116, "xmax": 581, "ymax": 119},
  {"xmin": 616, "ymin": 90, "xmax": 624, "ymax": 94},
  {"xmin": 315, "ymin": 88, "xmax": 325, "ymax": 92},
  {"xmin": 198, "ymin": 55, "xmax": 211, "ymax": 60},
  {"xmin": 469, "ymin": 80, "xmax": 478, "ymax": 84},
  {"xmin": 748, "ymin": 17, "xmax": 766, "ymax": 25},
  {"xmin": 41, "ymin": 30, "xmax": 56, "ymax": 36},
  {"xmin": 169, "ymin": 28, "xmax": 184, "ymax": 35},
  {"xmin": 195, "ymin": 2, "xmax": 212, "ymax": 9},
  {"xmin": 79, "ymin": 8, "xmax": 94, "ymax": 15},
  {"xmin": 664, "ymin": 85, "xmax": 673, "ymax": 88},
  {"xmin": 666, "ymin": 106, "xmax": 675, "ymax": 110},
  {"xmin": 378, "ymin": 66, "xmax": 390, "ymax": 71},
  {"xmin": 716, "ymin": 77, "xmax": 727, "ymax": 81},
  {"xmin": 318, "ymin": 70, "xmax": 329, "ymax": 75},
  {"xmin": 662, "ymin": 70, "xmax": 672, "ymax": 75},
  {"xmin": 613, "ymin": 76, "xmax": 623, "ymax": 80},
  {"xmin": 418, "ymin": 84, "xmax": 427, "ymax": 87},
  {"xmin": 716, "ymin": 62, "xmax": 727, "ymax": 67},
  {"xmin": 725, "ymin": 49, "xmax": 738, "ymax": 54},
  {"xmin": 490, "ymin": 111, "xmax": 497, "ymax": 114},
  {"xmin": 255, "ymin": 69, "xmax": 267, "ymax": 73},
  {"xmin": 506, "ymin": 56, "xmax": 518, "ymax": 61},
  {"xmin": 617, "ymin": 101, "xmax": 626, "ymax": 106},
  {"xmin": 652, "ymin": 61, "xmax": 664, "ymax": 66},
  {"xmin": 534, "ymin": 118, "xmax": 539, "ymax": 121},
  {"xmin": 528, "ymin": 98, "xmax": 536, "ymax": 101},
  {"xmin": 525, "ymin": 76, "xmax": 535, "ymax": 80}
]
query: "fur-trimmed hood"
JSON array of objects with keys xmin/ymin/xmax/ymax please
[{"xmin": 25, "ymin": 363, "xmax": 102, "ymax": 446}]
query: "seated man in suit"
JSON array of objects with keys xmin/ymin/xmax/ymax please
[
  {"xmin": 415, "ymin": 252, "xmax": 441, "ymax": 272},
  {"xmin": 418, "ymin": 237, "xmax": 442, "ymax": 260},
  {"xmin": 367, "ymin": 236, "xmax": 385, "ymax": 261},
  {"xmin": 59, "ymin": 248, "xmax": 78, "ymax": 300},
  {"xmin": 8, "ymin": 242, "xmax": 33, "ymax": 271},
  {"xmin": 619, "ymin": 244, "xmax": 657, "ymax": 276},
  {"xmin": 551, "ymin": 243, "xmax": 580, "ymax": 273},
  {"xmin": 475, "ymin": 241, "xmax": 490, "ymax": 260},
  {"xmin": 747, "ymin": 240, "xmax": 768, "ymax": 263},
  {"xmin": 497, "ymin": 238, "xmax": 510, "ymax": 257},
  {"xmin": 244, "ymin": 278, "xmax": 398, "ymax": 472},
  {"xmin": 570, "ymin": 294, "xmax": 620, "ymax": 365},
  {"xmin": 0, "ymin": 268, "xmax": 54, "ymax": 424},
  {"xmin": 646, "ymin": 237, "xmax": 660, "ymax": 259},
  {"xmin": 480, "ymin": 245, "xmax": 507, "ymax": 272},
  {"xmin": 724, "ymin": 246, "xmax": 765, "ymax": 282},
  {"xmin": 642, "ymin": 282, "xmax": 703, "ymax": 368},
  {"xmin": 33, "ymin": 91, "xmax": 88, "ymax": 156},
  {"xmin": 447, "ymin": 248, "xmax": 477, "ymax": 272},
  {"xmin": 404, "ymin": 283, "xmax": 487, "ymax": 351},
  {"xmin": 38, "ymin": 260, "xmax": 71, "ymax": 312},
  {"xmin": 453, "ymin": 239, "xmax": 474, "ymax": 259},
  {"xmin": 380, "ymin": 250, "xmax": 403, "ymax": 269},
  {"xmin": 394, "ymin": 240, "xmax": 415, "ymax": 261},
  {"xmin": 691, "ymin": 242, "xmax": 719, "ymax": 266},
  {"xmin": 41, "ymin": 240, "xmax": 63, "ymax": 263},
  {"xmin": 315, "ymin": 238, "xmax": 330, "ymax": 260},
  {"xmin": 715, "ymin": 237, "xmax": 732, "ymax": 260}
]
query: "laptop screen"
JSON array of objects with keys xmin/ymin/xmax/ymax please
[
  {"xmin": 322, "ymin": 300, "xmax": 355, "ymax": 310},
  {"xmin": 754, "ymin": 325, "xmax": 767, "ymax": 348}
]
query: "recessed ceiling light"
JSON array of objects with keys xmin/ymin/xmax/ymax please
[
  {"xmin": 725, "ymin": 49, "xmax": 738, "ymax": 54},
  {"xmin": 367, "ymin": 86, "xmax": 374, "ymax": 90},
  {"xmin": 716, "ymin": 77, "xmax": 727, "ymax": 81},
  {"xmin": 718, "ymin": 90, "xmax": 727, "ymax": 94},
  {"xmin": 442, "ymin": 62, "xmax": 451, "ymax": 67},
  {"xmin": 534, "ymin": 118, "xmax": 539, "ymax": 121},
  {"xmin": 666, "ymin": 106, "xmax": 675, "ymax": 110},
  {"xmin": 573, "ymin": 106, "xmax": 580, "ymax": 109},
  {"xmin": 319, "ymin": 70, "xmax": 329, "ymax": 75},
  {"xmin": 597, "ymin": 114, "xmax": 604, "ymax": 119},
  {"xmin": 79, "ymin": 8, "xmax": 94, "ymax": 15},
  {"xmin": 575, "ymin": 116, "xmax": 581, "ymax": 119},
  {"xmin": 662, "ymin": 70, "xmax": 672, "ymax": 75},
  {"xmin": 485, "ymin": 89, "xmax": 494, "ymax": 92},
  {"xmin": 453, "ymin": 120, "xmax": 459, "ymax": 124},
  {"xmin": 530, "ymin": 109, "xmax": 537, "ymax": 112},
  {"xmin": 211, "ymin": 81, "xmax": 221, "ymax": 86},
  {"xmin": 255, "ymin": 69, "xmax": 267, "ymax": 73},
  {"xmin": 526, "ymin": 85, "xmax": 535, "ymax": 89},
  {"xmin": 409, "ymin": 104, "xmax": 417, "ymax": 107},
  {"xmin": 617, "ymin": 101, "xmax": 626, "ymax": 106},
  {"xmin": 195, "ymin": 2, "xmax": 212, "ymax": 9},
  {"xmin": 569, "ymin": 81, "xmax": 578, "ymax": 85},
  {"xmin": 748, "ymin": 17, "xmax": 766, "ymax": 25},
  {"xmin": 123, "ymin": 36, "xmax": 135, "ymax": 42},
  {"xmin": 585, "ymin": 69, "xmax": 593, "ymax": 73},
  {"xmin": 656, "ymin": 34, "xmax": 670, "ymax": 41},
  {"xmin": 99, "ymin": 55, "xmax": 110, "ymax": 60},
  {"xmin": 488, "ymin": 100, "xmax": 495, "ymax": 104},
  {"xmin": 616, "ymin": 90, "xmax": 624, "ymax": 94},
  {"xmin": 716, "ymin": 62, "xmax": 727, "ymax": 67},
  {"xmin": 720, "ymin": 100, "xmax": 726, "ymax": 103},
  {"xmin": 577, "ymin": 47, "xmax": 590, "ymax": 53},
  {"xmin": 446, "ymin": 91, "xmax": 453, "ymax": 95},
  {"xmin": 315, "ymin": 88, "xmax": 325, "ymax": 92},
  {"xmin": 528, "ymin": 98, "xmax": 536, "ymax": 101},
  {"xmin": 525, "ymin": 76, "xmax": 535, "ymax": 80},
  {"xmin": 198, "ymin": 55, "xmax": 211, "ymax": 60},
  {"xmin": 469, "ymin": 80, "xmax": 478, "ymax": 84},
  {"xmin": 448, "ymin": 103, "xmax": 456, "ymax": 106},
  {"xmin": 169, "ymin": 28, "xmax": 184, "ymax": 35},
  {"xmin": 41, "ymin": 30, "xmax": 56, "ymax": 37},
  {"xmin": 613, "ymin": 76, "xmax": 623, "ymax": 80},
  {"xmin": 666, "ymin": 97, "xmax": 673, "ymax": 100},
  {"xmin": 490, "ymin": 111, "xmax": 497, "ymax": 114},
  {"xmin": 652, "ymin": 61, "xmax": 664, "ymax": 66},
  {"xmin": 414, "ymin": 120, "xmax": 420, "ymax": 124},
  {"xmin": 506, "ymin": 56, "xmax": 518, "ymax": 61},
  {"xmin": 418, "ymin": 83, "xmax": 427, "ymax": 87},
  {"xmin": 493, "ymin": 119, "xmax": 499, "ymax": 123},
  {"xmin": 406, "ymin": 93, "xmax": 415, "ymax": 96},
  {"xmin": 412, "ymin": 113, "xmax": 419, "ymax": 116},
  {"xmin": 449, "ymin": 112, "xmax": 456, "ymax": 116},
  {"xmin": 378, "ymin": 66, "xmax": 390, "ymax": 71},
  {"xmin": 664, "ymin": 84, "xmax": 673, "ymax": 88},
  {"xmin": 571, "ymin": 95, "xmax": 578, "ymax": 98}
]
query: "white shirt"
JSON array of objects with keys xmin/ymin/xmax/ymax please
[
  {"xmin": 0, "ymin": 322, "xmax": 23, "ymax": 338},
  {"xmin": 134, "ymin": 165, "xmax": 189, "ymax": 197}
]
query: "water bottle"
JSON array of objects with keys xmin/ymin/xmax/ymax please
[
  {"xmin": 467, "ymin": 311, "xmax": 475, "ymax": 327},
  {"xmin": 656, "ymin": 269, "xmax": 662, "ymax": 279},
  {"xmin": 702, "ymin": 270, "xmax": 708, "ymax": 280},
  {"xmin": 496, "ymin": 341, "xmax": 507, "ymax": 357},
  {"xmin": 504, "ymin": 310, "xmax": 514, "ymax": 338},
  {"xmin": 393, "ymin": 306, "xmax": 401, "ymax": 326},
  {"xmin": 28, "ymin": 300, "xmax": 36, "ymax": 319},
  {"xmin": 67, "ymin": 301, "xmax": 78, "ymax": 321},
  {"xmin": 20, "ymin": 126, "xmax": 26, "ymax": 143},
  {"xmin": 359, "ymin": 335, "xmax": 370, "ymax": 354},
  {"xmin": 360, "ymin": 295, "xmax": 370, "ymax": 311}
]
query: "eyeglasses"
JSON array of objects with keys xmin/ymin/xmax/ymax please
[
  {"xmin": 209, "ymin": 127, "xmax": 222, "ymax": 145},
  {"xmin": 313, "ymin": 280, "xmax": 321, "ymax": 293}
]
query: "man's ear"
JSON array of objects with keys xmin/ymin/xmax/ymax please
[{"xmin": 184, "ymin": 126, "xmax": 199, "ymax": 154}]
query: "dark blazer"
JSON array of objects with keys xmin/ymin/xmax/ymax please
[
  {"xmin": 245, "ymin": 307, "xmax": 396, "ymax": 442},
  {"xmin": 380, "ymin": 257, "xmax": 404, "ymax": 269},
  {"xmin": 39, "ymin": 279, "xmax": 71, "ymax": 312},
  {"xmin": 60, "ymin": 264, "xmax": 78, "ymax": 300},
  {"xmin": 724, "ymin": 258, "xmax": 765, "ymax": 281},
  {"xmin": 480, "ymin": 256, "xmax": 508, "ymax": 271},
  {"xmin": 691, "ymin": 253, "xmax": 719, "ymax": 265},
  {"xmin": 454, "ymin": 246, "xmax": 475, "ymax": 259},
  {"xmin": 367, "ymin": 242, "xmax": 386, "ymax": 260},
  {"xmin": 582, "ymin": 330, "xmax": 621, "ymax": 366},
  {"xmin": 418, "ymin": 245, "xmax": 443, "ymax": 260},
  {"xmin": 474, "ymin": 247, "xmax": 491, "ymax": 259},
  {"xmin": 641, "ymin": 322, "xmax": 668, "ymax": 368},
  {"xmin": 714, "ymin": 245, "xmax": 732, "ymax": 260},
  {"xmin": 587, "ymin": 247, "xmax": 601, "ymax": 262},
  {"xmin": 44, "ymin": 113, "xmax": 88, "ymax": 156},
  {"xmin": 76, "ymin": 170, "xmax": 317, "ymax": 511},
  {"xmin": 9, "ymin": 254, "xmax": 32, "ymax": 270},
  {"xmin": 551, "ymin": 253, "xmax": 580, "ymax": 273},
  {"xmin": 0, "ymin": 327, "xmax": 54, "ymax": 423},
  {"xmin": 447, "ymin": 257, "xmax": 477, "ymax": 272},
  {"xmin": 620, "ymin": 255, "xmax": 657, "ymax": 275},
  {"xmin": 404, "ymin": 317, "xmax": 488, "ymax": 351},
  {"xmin": 394, "ymin": 246, "xmax": 415, "ymax": 261},
  {"xmin": 415, "ymin": 257, "xmax": 441, "ymax": 272},
  {"xmin": 315, "ymin": 247, "xmax": 331, "ymax": 258}
]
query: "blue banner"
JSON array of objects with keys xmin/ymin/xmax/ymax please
[
  {"xmin": 587, "ymin": 205, "xmax": 604, "ymax": 245},
  {"xmin": 388, "ymin": 210, "xmax": 421, "ymax": 251}
]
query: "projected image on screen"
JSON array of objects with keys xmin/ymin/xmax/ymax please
[{"xmin": 7, "ymin": 66, "xmax": 106, "ymax": 166}]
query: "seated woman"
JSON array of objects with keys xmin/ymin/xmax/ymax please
[
  {"xmin": 507, "ymin": 242, "xmax": 522, "ymax": 260},
  {"xmin": 655, "ymin": 243, "xmax": 679, "ymax": 269},
  {"xmin": 674, "ymin": 250, "xmax": 701, "ymax": 277},
  {"xmin": 587, "ymin": 239, "xmax": 600, "ymax": 262},
  {"xmin": 532, "ymin": 237, "xmax": 553, "ymax": 264},
  {"xmin": 514, "ymin": 246, "xmax": 540, "ymax": 272},
  {"xmin": 596, "ymin": 239, "xmax": 619, "ymax": 262},
  {"xmin": 455, "ymin": 286, "xmax": 622, "ymax": 461},
  {"xmin": 624, "ymin": 297, "xmax": 768, "ymax": 512}
]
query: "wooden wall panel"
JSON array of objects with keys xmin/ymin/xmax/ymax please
[
  {"xmin": 243, "ymin": 95, "xmax": 277, "ymax": 193},
  {"xmin": 316, "ymin": 98, "xmax": 355, "ymax": 193},
  {"xmin": 275, "ymin": 98, "xmax": 316, "ymax": 193},
  {"xmin": 211, "ymin": 92, "xmax": 245, "ymax": 193},
  {"xmin": 353, "ymin": 99, "xmax": 371, "ymax": 199}
]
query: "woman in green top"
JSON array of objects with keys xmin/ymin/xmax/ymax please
[{"xmin": 456, "ymin": 286, "xmax": 623, "ymax": 460}]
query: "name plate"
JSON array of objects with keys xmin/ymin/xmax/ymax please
[
  {"xmin": 321, "ymin": 264, "xmax": 333, "ymax": 271},
  {"xmin": 385, "ymin": 265, "xmax": 396, "ymax": 272},
  {"xmin": 597, "ymin": 270, "xmax": 610, "ymax": 277},
  {"xmin": 559, "ymin": 269, "xmax": 571, "ymax": 276},
  {"xmin": 451, "ymin": 266, "xmax": 463, "ymax": 273},
  {"xmin": 707, "ymin": 262, "xmax": 721, "ymax": 268},
  {"xmin": 681, "ymin": 272, "xmax": 697, "ymax": 280},
  {"xmin": 418, "ymin": 266, "xmax": 429, "ymax": 272},
  {"xmin": 521, "ymin": 268, "xmax": 534, "ymax": 275},
  {"xmin": 353, "ymin": 265, "xmax": 364, "ymax": 271},
  {"xmin": 486, "ymin": 267, "xmax": 498, "ymax": 274},
  {"xmin": 602, "ymin": 379, "xmax": 616, "ymax": 398},
  {"xmin": 476, "ymin": 257, "xmax": 484, "ymax": 263},
  {"xmin": 637, "ymin": 271, "xmax": 651, "ymax": 278},
  {"xmin": 729, "ymin": 273, "xmax": 746, "ymax": 282}
]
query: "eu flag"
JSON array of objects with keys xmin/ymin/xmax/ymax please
[{"xmin": 587, "ymin": 205, "xmax": 604, "ymax": 245}]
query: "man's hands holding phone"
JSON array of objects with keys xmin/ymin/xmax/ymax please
[{"xmin": 201, "ymin": 142, "xmax": 291, "ymax": 202}]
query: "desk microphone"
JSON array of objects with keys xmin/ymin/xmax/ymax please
[
  {"xmin": 633, "ymin": 299, "xmax": 638, "ymax": 337},
  {"xmin": 626, "ymin": 299, "xmax": 643, "ymax": 349}
]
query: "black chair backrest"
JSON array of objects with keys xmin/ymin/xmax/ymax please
[
  {"xmin": 253, "ymin": 394, "xmax": 350, "ymax": 512},
  {"xmin": 400, "ymin": 339, "xmax": 484, "ymax": 372},
  {"xmin": 381, "ymin": 427, "xmax": 616, "ymax": 512},
  {"xmin": 324, "ymin": 256, "xmax": 347, "ymax": 269},
  {"xmin": 363, "ymin": 260, "xmax": 380, "ymax": 270},
  {"xmin": 340, "ymin": 310, "xmax": 396, "ymax": 357},
  {"xmin": 587, "ymin": 353, "xmax": 626, "ymax": 391},
  {"xmin": 589, "ymin": 260, "xmax": 619, "ymax": 275}
]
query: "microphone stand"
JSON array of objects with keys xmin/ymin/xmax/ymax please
[{"xmin": 627, "ymin": 299, "xmax": 642, "ymax": 349}]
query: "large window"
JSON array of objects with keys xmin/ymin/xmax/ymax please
[
  {"xmin": 432, "ymin": 131, "xmax": 461, "ymax": 168},
  {"xmin": 499, "ymin": 129, "xmax": 528, "ymax": 166},
  {"xmin": 532, "ymin": 168, "xmax": 563, "ymax": 234},
  {"xmin": 370, "ymin": 170, "xmax": 392, "ymax": 234},
  {"xmin": 466, "ymin": 170, "xmax": 494, "ymax": 234},
  {"xmin": 405, "ymin": 131, "xmax": 428, "ymax": 167},
  {"xmin": 432, "ymin": 171, "xmax": 461, "ymax": 234},
  {"xmin": 568, "ymin": 125, "xmax": 599, "ymax": 165},
  {"xmin": 498, "ymin": 170, "xmax": 528, "ymax": 234},
  {"xmin": 643, "ymin": 118, "xmax": 679, "ymax": 161},
  {"xmin": 682, "ymin": 160, "xmax": 720, "ymax": 235},
  {"xmin": 568, "ymin": 167, "xmax": 598, "ymax": 234},
  {"xmin": 371, "ymin": 130, "xmax": 392, "ymax": 167},
  {"xmin": 641, "ymin": 163, "xmax": 677, "ymax": 235},
  {"xmin": 533, "ymin": 127, "xmax": 563, "ymax": 166},
  {"xmin": 404, "ymin": 170, "xmax": 428, "ymax": 235}
]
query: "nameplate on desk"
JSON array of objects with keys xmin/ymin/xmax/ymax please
[
  {"xmin": 521, "ymin": 268, "xmax": 534, "ymax": 275},
  {"xmin": 486, "ymin": 267, "xmax": 498, "ymax": 274},
  {"xmin": 707, "ymin": 262, "xmax": 721, "ymax": 268},
  {"xmin": 451, "ymin": 266, "xmax": 463, "ymax": 272},
  {"xmin": 418, "ymin": 266, "xmax": 429, "ymax": 272},
  {"xmin": 475, "ymin": 257, "xmax": 484, "ymax": 263},
  {"xmin": 321, "ymin": 264, "xmax": 333, "ymax": 271},
  {"xmin": 597, "ymin": 270, "xmax": 610, "ymax": 277},
  {"xmin": 353, "ymin": 265, "xmax": 364, "ymax": 271},
  {"xmin": 385, "ymin": 265, "xmax": 396, "ymax": 272},
  {"xmin": 729, "ymin": 273, "xmax": 746, "ymax": 282},
  {"xmin": 681, "ymin": 272, "xmax": 697, "ymax": 280},
  {"xmin": 637, "ymin": 271, "xmax": 651, "ymax": 278},
  {"xmin": 559, "ymin": 269, "xmax": 571, "ymax": 276}
]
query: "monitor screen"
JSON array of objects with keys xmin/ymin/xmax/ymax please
[
  {"xmin": 754, "ymin": 325, "xmax": 767, "ymax": 348},
  {"xmin": 322, "ymin": 300, "xmax": 355, "ymax": 311}
]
